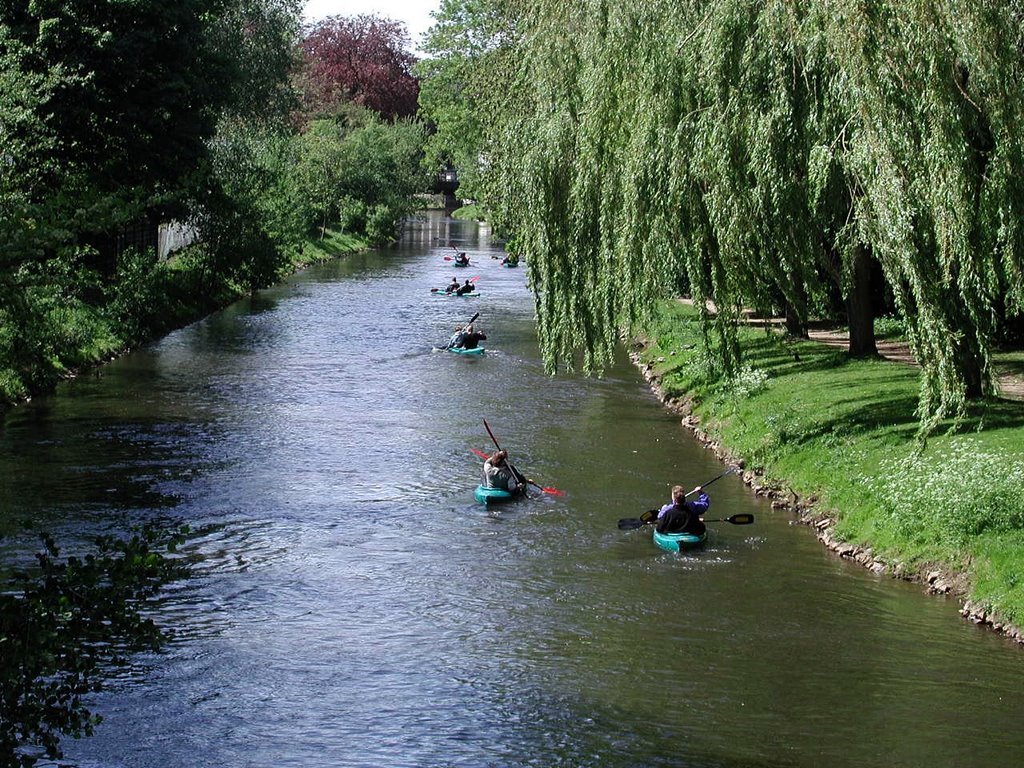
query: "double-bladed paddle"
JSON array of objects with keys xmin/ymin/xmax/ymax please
[
  {"xmin": 468, "ymin": 444, "xmax": 565, "ymax": 499},
  {"xmin": 616, "ymin": 466, "xmax": 743, "ymax": 529},
  {"xmin": 478, "ymin": 420, "xmax": 567, "ymax": 497},
  {"xmin": 617, "ymin": 511, "xmax": 754, "ymax": 530}
]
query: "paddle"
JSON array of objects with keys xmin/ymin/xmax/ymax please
[
  {"xmin": 617, "ymin": 511, "xmax": 754, "ymax": 530},
  {"xmin": 481, "ymin": 420, "xmax": 567, "ymax": 497},
  {"xmin": 616, "ymin": 466, "xmax": 741, "ymax": 529},
  {"xmin": 442, "ymin": 312, "xmax": 479, "ymax": 350},
  {"xmin": 469, "ymin": 448, "xmax": 566, "ymax": 496}
]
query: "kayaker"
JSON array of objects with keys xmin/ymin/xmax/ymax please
[
  {"xmin": 451, "ymin": 323, "xmax": 486, "ymax": 349},
  {"xmin": 456, "ymin": 279, "xmax": 475, "ymax": 296},
  {"xmin": 454, "ymin": 252, "xmax": 470, "ymax": 266},
  {"xmin": 447, "ymin": 324, "xmax": 466, "ymax": 348},
  {"xmin": 445, "ymin": 277, "xmax": 459, "ymax": 293},
  {"xmin": 655, "ymin": 485, "xmax": 709, "ymax": 535},
  {"xmin": 483, "ymin": 450, "xmax": 524, "ymax": 494}
]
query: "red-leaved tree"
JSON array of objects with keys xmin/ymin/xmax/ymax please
[{"xmin": 300, "ymin": 14, "xmax": 420, "ymax": 121}]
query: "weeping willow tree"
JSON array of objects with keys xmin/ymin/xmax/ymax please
[
  {"xmin": 807, "ymin": 1, "xmax": 1024, "ymax": 427},
  {"xmin": 436, "ymin": 0, "xmax": 1024, "ymax": 428}
]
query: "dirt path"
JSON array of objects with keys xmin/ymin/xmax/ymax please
[{"xmin": 805, "ymin": 327, "xmax": 1024, "ymax": 401}]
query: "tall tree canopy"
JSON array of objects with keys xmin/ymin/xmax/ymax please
[
  {"xmin": 300, "ymin": 14, "xmax": 420, "ymax": 121},
  {"xmin": 0, "ymin": 0, "xmax": 299, "ymax": 206},
  {"xmin": 421, "ymin": 0, "xmax": 1024, "ymax": 429},
  {"xmin": 416, "ymin": 0, "xmax": 520, "ymax": 197},
  {"xmin": 0, "ymin": 0, "xmax": 303, "ymax": 400}
]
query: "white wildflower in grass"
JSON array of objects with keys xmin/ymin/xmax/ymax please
[
  {"xmin": 728, "ymin": 365, "xmax": 769, "ymax": 398},
  {"xmin": 866, "ymin": 439, "xmax": 1024, "ymax": 550}
]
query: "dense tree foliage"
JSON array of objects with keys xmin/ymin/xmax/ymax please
[
  {"xmin": 421, "ymin": 0, "xmax": 1024, "ymax": 429},
  {"xmin": 300, "ymin": 14, "xmax": 420, "ymax": 121},
  {"xmin": 0, "ymin": 0, "xmax": 305, "ymax": 398},
  {"xmin": 289, "ymin": 107, "xmax": 429, "ymax": 244}
]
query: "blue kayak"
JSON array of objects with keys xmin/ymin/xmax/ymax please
[
  {"xmin": 652, "ymin": 528, "xmax": 707, "ymax": 552},
  {"xmin": 446, "ymin": 346, "xmax": 485, "ymax": 356},
  {"xmin": 474, "ymin": 485, "xmax": 519, "ymax": 505}
]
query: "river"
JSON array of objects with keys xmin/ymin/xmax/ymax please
[{"xmin": 3, "ymin": 212, "xmax": 1024, "ymax": 767}]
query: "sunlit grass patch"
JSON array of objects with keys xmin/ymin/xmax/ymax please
[
  {"xmin": 971, "ymin": 530, "xmax": 1024, "ymax": 622},
  {"xmin": 859, "ymin": 439, "xmax": 1024, "ymax": 553},
  {"xmin": 302, "ymin": 230, "xmax": 366, "ymax": 263}
]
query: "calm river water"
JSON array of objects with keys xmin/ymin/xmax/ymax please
[{"xmin": 3, "ymin": 213, "xmax": 1024, "ymax": 767}]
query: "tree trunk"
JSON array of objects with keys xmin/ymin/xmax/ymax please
[
  {"xmin": 953, "ymin": 328, "xmax": 986, "ymax": 398},
  {"xmin": 782, "ymin": 296, "xmax": 806, "ymax": 337},
  {"xmin": 847, "ymin": 243, "xmax": 878, "ymax": 357}
]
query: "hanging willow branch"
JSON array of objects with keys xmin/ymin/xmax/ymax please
[{"xmin": 461, "ymin": 0, "xmax": 1024, "ymax": 431}]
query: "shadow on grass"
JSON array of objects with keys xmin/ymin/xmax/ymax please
[
  {"xmin": 965, "ymin": 398, "xmax": 1024, "ymax": 432},
  {"xmin": 999, "ymin": 360, "xmax": 1024, "ymax": 376}
]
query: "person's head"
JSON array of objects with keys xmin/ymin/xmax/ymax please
[
  {"xmin": 465, "ymin": 324, "xmax": 473, "ymax": 333},
  {"xmin": 491, "ymin": 450, "xmax": 507, "ymax": 465},
  {"xmin": 671, "ymin": 485, "xmax": 686, "ymax": 504}
]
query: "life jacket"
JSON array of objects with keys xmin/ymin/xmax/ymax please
[{"xmin": 656, "ymin": 505, "xmax": 704, "ymax": 534}]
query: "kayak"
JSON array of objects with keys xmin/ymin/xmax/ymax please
[
  {"xmin": 453, "ymin": 261, "xmax": 470, "ymax": 267},
  {"xmin": 474, "ymin": 484, "xmax": 519, "ymax": 505},
  {"xmin": 432, "ymin": 291, "xmax": 480, "ymax": 298},
  {"xmin": 502, "ymin": 261, "xmax": 519, "ymax": 268},
  {"xmin": 653, "ymin": 528, "xmax": 707, "ymax": 552},
  {"xmin": 446, "ymin": 346, "xmax": 485, "ymax": 356}
]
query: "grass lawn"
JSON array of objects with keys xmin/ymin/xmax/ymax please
[{"xmin": 637, "ymin": 299, "xmax": 1024, "ymax": 629}]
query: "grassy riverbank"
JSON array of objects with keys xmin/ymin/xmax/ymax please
[
  {"xmin": 0, "ymin": 230, "xmax": 366, "ymax": 417},
  {"xmin": 636, "ymin": 300, "xmax": 1024, "ymax": 634}
]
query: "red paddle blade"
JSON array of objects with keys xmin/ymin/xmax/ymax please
[
  {"xmin": 470, "ymin": 448, "xmax": 490, "ymax": 460},
  {"xmin": 443, "ymin": 256, "xmax": 453, "ymax": 260},
  {"xmin": 537, "ymin": 485, "xmax": 566, "ymax": 497},
  {"xmin": 470, "ymin": 275, "xmax": 480, "ymax": 282}
]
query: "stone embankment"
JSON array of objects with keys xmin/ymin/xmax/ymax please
[{"xmin": 629, "ymin": 343, "xmax": 1024, "ymax": 645}]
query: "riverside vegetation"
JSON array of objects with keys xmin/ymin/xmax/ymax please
[{"xmin": 636, "ymin": 300, "xmax": 1024, "ymax": 637}]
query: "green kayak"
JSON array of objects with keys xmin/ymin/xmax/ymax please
[
  {"xmin": 652, "ymin": 528, "xmax": 707, "ymax": 552},
  {"xmin": 474, "ymin": 484, "xmax": 519, "ymax": 505},
  {"xmin": 446, "ymin": 346, "xmax": 485, "ymax": 356}
]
